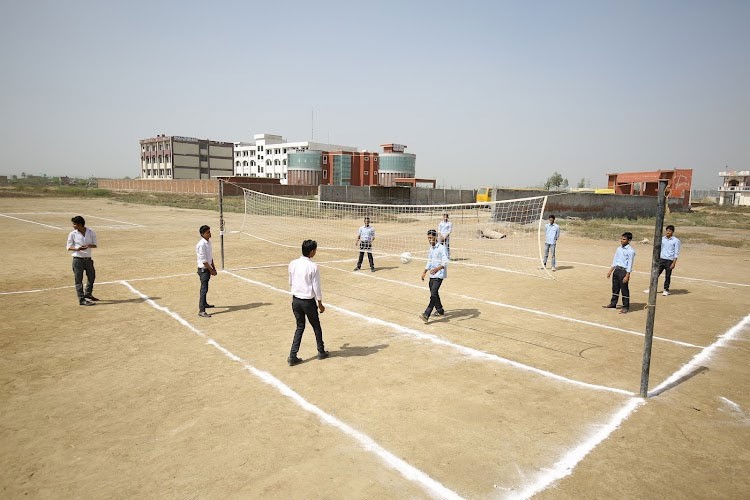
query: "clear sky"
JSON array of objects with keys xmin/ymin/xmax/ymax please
[{"xmin": 1, "ymin": 0, "xmax": 747, "ymax": 190}]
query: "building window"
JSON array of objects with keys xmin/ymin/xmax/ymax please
[
  {"xmin": 282, "ymin": 159, "xmax": 287, "ymax": 165},
  {"xmin": 374, "ymin": 157, "xmax": 378, "ymax": 162},
  {"xmin": 323, "ymin": 156, "xmax": 327, "ymax": 164},
  {"xmin": 236, "ymin": 161, "xmax": 241, "ymax": 167},
  {"xmin": 365, "ymin": 156, "xmax": 369, "ymax": 161},
  {"xmin": 165, "ymin": 155, "xmax": 170, "ymax": 162},
  {"xmin": 364, "ymin": 170, "xmax": 369, "ymax": 175},
  {"xmin": 374, "ymin": 170, "xmax": 378, "ymax": 176},
  {"xmin": 323, "ymin": 170, "xmax": 328, "ymax": 179},
  {"xmin": 250, "ymin": 160, "xmax": 255, "ymax": 166},
  {"xmin": 266, "ymin": 160, "xmax": 271, "ymax": 166},
  {"xmin": 243, "ymin": 161, "xmax": 248, "ymax": 166}
]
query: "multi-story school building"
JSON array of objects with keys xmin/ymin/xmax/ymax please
[{"xmin": 140, "ymin": 135, "xmax": 234, "ymax": 180}]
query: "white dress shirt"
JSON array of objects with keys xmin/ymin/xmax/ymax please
[
  {"xmin": 196, "ymin": 238, "xmax": 213, "ymax": 268},
  {"xmin": 289, "ymin": 256, "xmax": 322, "ymax": 300},
  {"xmin": 67, "ymin": 228, "xmax": 97, "ymax": 258},
  {"xmin": 438, "ymin": 220, "xmax": 452, "ymax": 240}
]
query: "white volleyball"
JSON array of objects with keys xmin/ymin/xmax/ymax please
[{"xmin": 400, "ymin": 252, "xmax": 412, "ymax": 264}]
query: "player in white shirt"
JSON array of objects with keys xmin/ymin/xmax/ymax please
[
  {"xmin": 196, "ymin": 225, "xmax": 217, "ymax": 317},
  {"xmin": 66, "ymin": 215, "xmax": 99, "ymax": 306},
  {"xmin": 288, "ymin": 239, "xmax": 328, "ymax": 366}
]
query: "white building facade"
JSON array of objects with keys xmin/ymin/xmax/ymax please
[
  {"xmin": 718, "ymin": 169, "xmax": 750, "ymax": 206},
  {"xmin": 234, "ymin": 133, "xmax": 357, "ymax": 184}
]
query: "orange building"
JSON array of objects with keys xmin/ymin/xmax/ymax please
[{"xmin": 606, "ymin": 169, "xmax": 693, "ymax": 207}]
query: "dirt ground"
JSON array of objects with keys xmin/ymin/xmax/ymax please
[{"xmin": 1, "ymin": 197, "xmax": 748, "ymax": 499}]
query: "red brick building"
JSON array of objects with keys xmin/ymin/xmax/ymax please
[{"xmin": 607, "ymin": 169, "xmax": 693, "ymax": 207}]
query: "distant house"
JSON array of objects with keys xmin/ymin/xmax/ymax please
[
  {"xmin": 606, "ymin": 169, "xmax": 693, "ymax": 208},
  {"xmin": 718, "ymin": 169, "xmax": 750, "ymax": 206}
]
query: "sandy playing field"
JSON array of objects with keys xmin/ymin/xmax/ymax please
[{"xmin": 1, "ymin": 196, "xmax": 748, "ymax": 499}]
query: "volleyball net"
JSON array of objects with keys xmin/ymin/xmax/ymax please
[{"xmin": 232, "ymin": 187, "xmax": 549, "ymax": 277}]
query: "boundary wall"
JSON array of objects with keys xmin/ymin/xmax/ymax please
[
  {"xmin": 319, "ymin": 185, "xmax": 476, "ymax": 205},
  {"xmin": 97, "ymin": 179, "xmax": 317, "ymax": 197},
  {"xmin": 97, "ymin": 180, "xmax": 680, "ymax": 218}
]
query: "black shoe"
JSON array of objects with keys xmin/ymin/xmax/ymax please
[
  {"xmin": 317, "ymin": 351, "xmax": 330, "ymax": 360},
  {"xmin": 288, "ymin": 356, "xmax": 303, "ymax": 366},
  {"xmin": 353, "ymin": 267, "xmax": 360, "ymax": 271},
  {"xmin": 84, "ymin": 295, "xmax": 100, "ymax": 301},
  {"xmin": 370, "ymin": 268, "xmax": 376, "ymax": 272},
  {"xmin": 205, "ymin": 304, "xmax": 215, "ymax": 308},
  {"xmin": 198, "ymin": 311, "xmax": 212, "ymax": 318},
  {"xmin": 602, "ymin": 304, "xmax": 617, "ymax": 309},
  {"xmin": 80, "ymin": 300, "xmax": 95, "ymax": 306}
]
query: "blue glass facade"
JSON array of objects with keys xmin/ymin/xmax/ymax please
[{"xmin": 379, "ymin": 153, "xmax": 416, "ymax": 176}]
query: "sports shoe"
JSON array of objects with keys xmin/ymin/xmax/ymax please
[
  {"xmin": 84, "ymin": 295, "xmax": 100, "ymax": 301},
  {"xmin": 663, "ymin": 290, "xmax": 670, "ymax": 296},
  {"xmin": 552, "ymin": 267, "xmax": 557, "ymax": 272},
  {"xmin": 602, "ymin": 304, "xmax": 616, "ymax": 309},
  {"xmin": 419, "ymin": 313, "xmax": 429, "ymax": 324},
  {"xmin": 80, "ymin": 300, "xmax": 95, "ymax": 306},
  {"xmin": 370, "ymin": 268, "xmax": 376, "ymax": 272},
  {"xmin": 317, "ymin": 351, "xmax": 330, "ymax": 360},
  {"xmin": 619, "ymin": 308, "xmax": 629, "ymax": 314},
  {"xmin": 434, "ymin": 310, "xmax": 445, "ymax": 316},
  {"xmin": 198, "ymin": 311, "xmax": 212, "ymax": 318},
  {"xmin": 353, "ymin": 267, "xmax": 360, "ymax": 271},
  {"xmin": 643, "ymin": 289, "xmax": 650, "ymax": 294},
  {"xmin": 288, "ymin": 356, "xmax": 303, "ymax": 366},
  {"xmin": 205, "ymin": 304, "xmax": 215, "ymax": 308},
  {"xmin": 539, "ymin": 266, "xmax": 546, "ymax": 270}
]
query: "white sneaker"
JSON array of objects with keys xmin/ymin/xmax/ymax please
[
  {"xmin": 663, "ymin": 290, "xmax": 670, "ymax": 296},
  {"xmin": 643, "ymin": 289, "xmax": 650, "ymax": 293}
]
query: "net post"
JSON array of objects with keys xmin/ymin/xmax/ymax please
[
  {"xmin": 640, "ymin": 179, "xmax": 668, "ymax": 397},
  {"xmin": 219, "ymin": 178, "xmax": 225, "ymax": 270}
]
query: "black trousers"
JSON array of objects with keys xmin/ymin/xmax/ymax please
[
  {"xmin": 198, "ymin": 268, "xmax": 211, "ymax": 312},
  {"xmin": 357, "ymin": 241, "xmax": 374, "ymax": 269},
  {"xmin": 424, "ymin": 278, "xmax": 444, "ymax": 317},
  {"xmin": 72, "ymin": 257, "xmax": 95, "ymax": 302},
  {"xmin": 290, "ymin": 297, "xmax": 325, "ymax": 357},
  {"xmin": 609, "ymin": 267, "xmax": 630, "ymax": 308},
  {"xmin": 657, "ymin": 258, "xmax": 674, "ymax": 291}
]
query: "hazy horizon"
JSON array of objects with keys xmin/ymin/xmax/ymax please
[{"xmin": 1, "ymin": 0, "xmax": 748, "ymax": 190}]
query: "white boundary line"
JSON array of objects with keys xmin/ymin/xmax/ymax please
[
  {"xmin": 119, "ymin": 280, "xmax": 462, "ymax": 500},
  {"xmin": 0, "ymin": 213, "xmax": 65, "ymax": 230},
  {"xmin": 511, "ymin": 312, "xmax": 750, "ymax": 499},
  {"xmin": 224, "ymin": 270, "xmax": 634, "ymax": 396},
  {"xmin": 318, "ymin": 264, "xmax": 704, "ymax": 349}
]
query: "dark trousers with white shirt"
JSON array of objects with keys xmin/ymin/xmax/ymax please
[
  {"xmin": 357, "ymin": 241, "xmax": 374, "ymax": 269},
  {"xmin": 657, "ymin": 258, "xmax": 674, "ymax": 291},
  {"xmin": 72, "ymin": 257, "xmax": 95, "ymax": 302},
  {"xmin": 290, "ymin": 296, "xmax": 325, "ymax": 358},
  {"xmin": 198, "ymin": 268, "xmax": 211, "ymax": 312},
  {"xmin": 424, "ymin": 278, "xmax": 444, "ymax": 317},
  {"xmin": 609, "ymin": 266, "xmax": 630, "ymax": 309}
]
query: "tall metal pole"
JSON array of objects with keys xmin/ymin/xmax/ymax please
[
  {"xmin": 219, "ymin": 179, "xmax": 225, "ymax": 270},
  {"xmin": 640, "ymin": 179, "xmax": 668, "ymax": 397}
]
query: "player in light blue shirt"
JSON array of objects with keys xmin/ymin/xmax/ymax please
[
  {"xmin": 354, "ymin": 216, "xmax": 376, "ymax": 272},
  {"xmin": 657, "ymin": 225, "xmax": 681, "ymax": 296},
  {"xmin": 419, "ymin": 229, "xmax": 449, "ymax": 323},
  {"xmin": 541, "ymin": 215, "xmax": 560, "ymax": 271},
  {"xmin": 604, "ymin": 232, "xmax": 636, "ymax": 314}
]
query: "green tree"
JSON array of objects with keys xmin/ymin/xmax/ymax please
[
  {"xmin": 577, "ymin": 178, "xmax": 586, "ymax": 188},
  {"xmin": 544, "ymin": 171, "xmax": 564, "ymax": 190}
]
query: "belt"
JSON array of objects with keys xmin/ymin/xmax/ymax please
[
  {"xmin": 74, "ymin": 257, "xmax": 92, "ymax": 260},
  {"xmin": 615, "ymin": 265, "xmax": 626, "ymax": 270}
]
